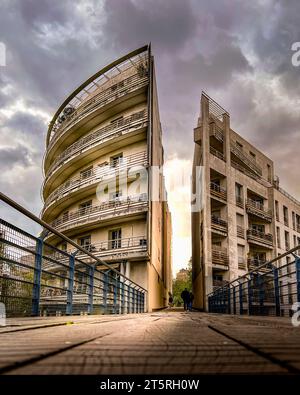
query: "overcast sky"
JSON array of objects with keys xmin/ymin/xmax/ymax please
[{"xmin": 0, "ymin": 0, "xmax": 300, "ymax": 275}]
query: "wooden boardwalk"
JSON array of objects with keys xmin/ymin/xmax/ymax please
[{"xmin": 1, "ymin": 309, "xmax": 300, "ymax": 375}]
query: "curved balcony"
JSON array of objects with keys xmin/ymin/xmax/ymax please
[
  {"xmin": 230, "ymin": 140, "xmax": 262, "ymax": 176},
  {"xmin": 210, "ymin": 182, "xmax": 227, "ymax": 201},
  {"xmin": 50, "ymin": 194, "xmax": 148, "ymax": 233},
  {"xmin": 46, "ymin": 72, "xmax": 149, "ymax": 163},
  {"xmin": 45, "ymin": 109, "xmax": 147, "ymax": 181},
  {"xmin": 212, "ymin": 247, "xmax": 229, "ymax": 268},
  {"xmin": 42, "ymin": 151, "xmax": 148, "ymax": 219},
  {"xmin": 211, "ymin": 215, "xmax": 227, "ymax": 236}
]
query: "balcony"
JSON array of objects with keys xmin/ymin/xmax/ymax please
[
  {"xmin": 45, "ymin": 110, "xmax": 148, "ymax": 180},
  {"xmin": 213, "ymin": 279, "xmax": 228, "ymax": 291},
  {"xmin": 43, "ymin": 151, "xmax": 148, "ymax": 212},
  {"xmin": 48, "ymin": 71, "xmax": 149, "ymax": 151},
  {"xmin": 210, "ymin": 182, "xmax": 227, "ymax": 201},
  {"xmin": 211, "ymin": 215, "xmax": 227, "ymax": 235},
  {"xmin": 51, "ymin": 194, "xmax": 148, "ymax": 233},
  {"xmin": 209, "ymin": 122, "xmax": 224, "ymax": 142},
  {"xmin": 75, "ymin": 236, "xmax": 148, "ymax": 262},
  {"xmin": 248, "ymin": 259, "xmax": 273, "ymax": 273},
  {"xmin": 236, "ymin": 225, "xmax": 245, "ymax": 239},
  {"xmin": 212, "ymin": 247, "xmax": 229, "ymax": 268},
  {"xmin": 246, "ymin": 199, "xmax": 272, "ymax": 223},
  {"xmin": 247, "ymin": 229, "xmax": 273, "ymax": 248},
  {"xmin": 230, "ymin": 140, "xmax": 262, "ymax": 176},
  {"xmin": 210, "ymin": 146, "xmax": 225, "ymax": 162}
]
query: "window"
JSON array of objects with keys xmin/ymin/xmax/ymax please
[
  {"xmin": 275, "ymin": 201, "xmax": 279, "ymax": 221},
  {"xmin": 110, "ymin": 153, "xmax": 123, "ymax": 168},
  {"xmin": 237, "ymin": 245, "xmax": 245, "ymax": 270},
  {"xmin": 235, "ymin": 183, "xmax": 243, "ymax": 206},
  {"xmin": 276, "ymin": 227, "xmax": 281, "ymax": 248},
  {"xmin": 80, "ymin": 166, "xmax": 93, "ymax": 180},
  {"xmin": 60, "ymin": 242, "xmax": 67, "ymax": 251},
  {"xmin": 296, "ymin": 214, "xmax": 300, "ymax": 232},
  {"xmin": 294, "ymin": 235, "xmax": 297, "ymax": 247},
  {"xmin": 292, "ymin": 211, "xmax": 296, "ymax": 230},
  {"xmin": 78, "ymin": 235, "xmax": 91, "ymax": 249},
  {"xmin": 79, "ymin": 200, "xmax": 92, "ymax": 215},
  {"xmin": 109, "ymin": 229, "xmax": 121, "ymax": 249},
  {"xmin": 283, "ymin": 206, "xmax": 289, "ymax": 226},
  {"xmin": 285, "ymin": 231, "xmax": 290, "ymax": 250},
  {"xmin": 251, "ymin": 224, "xmax": 265, "ymax": 233}
]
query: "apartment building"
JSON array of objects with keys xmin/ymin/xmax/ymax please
[
  {"xmin": 192, "ymin": 92, "xmax": 300, "ymax": 310},
  {"xmin": 42, "ymin": 45, "xmax": 172, "ymax": 312}
]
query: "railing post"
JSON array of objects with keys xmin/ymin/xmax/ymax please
[
  {"xmin": 233, "ymin": 285, "xmax": 236, "ymax": 315},
  {"xmin": 113, "ymin": 275, "xmax": 118, "ymax": 314},
  {"xmin": 296, "ymin": 257, "xmax": 300, "ymax": 303},
  {"xmin": 248, "ymin": 274, "xmax": 253, "ymax": 315},
  {"xmin": 66, "ymin": 254, "xmax": 75, "ymax": 315},
  {"xmin": 121, "ymin": 280, "xmax": 125, "ymax": 314},
  {"xmin": 88, "ymin": 265, "xmax": 95, "ymax": 315},
  {"xmin": 227, "ymin": 286, "xmax": 231, "ymax": 314},
  {"xmin": 273, "ymin": 267, "xmax": 281, "ymax": 316},
  {"xmin": 239, "ymin": 281, "xmax": 243, "ymax": 315},
  {"xmin": 103, "ymin": 272, "xmax": 108, "ymax": 313},
  {"xmin": 141, "ymin": 292, "xmax": 145, "ymax": 313},
  {"xmin": 258, "ymin": 274, "xmax": 265, "ymax": 315},
  {"xmin": 32, "ymin": 237, "xmax": 43, "ymax": 316}
]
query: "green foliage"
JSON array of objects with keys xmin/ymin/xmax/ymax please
[{"xmin": 172, "ymin": 262, "xmax": 192, "ymax": 307}]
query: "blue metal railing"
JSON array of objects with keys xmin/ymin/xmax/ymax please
[
  {"xmin": 0, "ymin": 192, "xmax": 147, "ymax": 317},
  {"xmin": 208, "ymin": 247, "xmax": 300, "ymax": 317}
]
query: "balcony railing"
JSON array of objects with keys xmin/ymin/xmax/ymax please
[
  {"xmin": 71, "ymin": 236, "xmax": 148, "ymax": 261},
  {"xmin": 51, "ymin": 194, "xmax": 148, "ymax": 232},
  {"xmin": 43, "ymin": 151, "xmax": 148, "ymax": 210},
  {"xmin": 46, "ymin": 110, "xmax": 147, "ymax": 180},
  {"xmin": 211, "ymin": 215, "xmax": 227, "ymax": 234},
  {"xmin": 230, "ymin": 140, "xmax": 262, "ymax": 176},
  {"xmin": 48, "ymin": 71, "xmax": 149, "ymax": 150},
  {"xmin": 210, "ymin": 182, "xmax": 227, "ymax": 201},
  {"xmin": 246, "ymin": 198, "xmax": 272, "ymax": 222},
  {"xmin": 247, "ymin": 258, "xmax": 273, "ymax": 273},
  {"xmin": 210, "ymin": 146, "xmax": 225, "ymax": 162},
  {"xmin": 212, "ymin": 247, "xmax": 229, "ymax": 267},
  {"xmin": 209, "ymin": 122, "xmax": 224, "ymax": 142},
  {"xmin": 247, "ymin": 228, "xmax": 273, "ymax": 247},
  {"xmin": 236, "ymin": 225, "xmax": 245, "ymax": 239}
]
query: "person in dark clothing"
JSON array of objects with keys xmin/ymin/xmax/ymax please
[
  {"xmin": 189, "ymin": 292, "xmax": 194, "ymax": 311},
  {"xmin": 181, "ymin": 288, "xmax": 190, "ymax": 310}
]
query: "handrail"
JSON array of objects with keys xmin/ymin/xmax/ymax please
[
  {"xmin": 0, "ymin": 191, "xmax": 147, "ymax": 292},
  {"xmin": 43, "ymin": 150, "xmax": 148, "ymax": 209},
  {"xmin": 207, "ymin": 244, "xmax": 300, "ymax": 295},
  {"xmin": 48, "ymin": 72, "xmax": 148, "ymax": 150},
  {"xmin": 45, "ymin": 110, "xmax": 148, "ymax": 178}
]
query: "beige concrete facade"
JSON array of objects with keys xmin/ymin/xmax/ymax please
[
  {"xmin": 192, "ymin": 92, "xmax": 300, "ymax": 310},
  {"xmin": 42, "ymin": 45, "xmax": 172, "ymax": 312}
]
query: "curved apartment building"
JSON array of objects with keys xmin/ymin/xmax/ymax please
[{"xmin": 42, "ymin": 45, "xmax": 172, "ymax": 312}]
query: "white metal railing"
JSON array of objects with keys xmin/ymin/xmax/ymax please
[
  {"xmin": 46, "ymin": 109, "xmax": 148, "ymax": 179},
  {"xmin": 51, "ymin": 194, "xmax": 148, "ymax": 232},
  {"xmin": 48, "ymin": 72, "xmax": 149, "ymax": 150},
  {"xmin": 43, "ymin": 150, "xmax": 148, "ymax": 211}
]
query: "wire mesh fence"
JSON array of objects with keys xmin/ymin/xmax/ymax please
[
  {"xmin": 0, "ymin": 217, "xmax": 146, "ymax": 318},
  {"xmin": 208, "ymin": 249, "xmax": 300, "ymax": 317}
]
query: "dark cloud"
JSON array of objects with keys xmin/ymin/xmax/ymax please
[{"xmin": 0, "ymin": 0, "xmax": 300, "ymax": 237}]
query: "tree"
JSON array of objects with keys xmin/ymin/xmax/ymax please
[{"xmin": 172, "ymin": 260, "xmax": 192, "ymax": 307}]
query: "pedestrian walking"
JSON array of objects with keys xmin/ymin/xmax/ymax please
[
  {"xmin": 189, "ymin": 292, "xmax": 194, "ymax": 311},
  {"xmin": 181, "ymin": 288, "xmax": 190, "ymax": 311}
]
